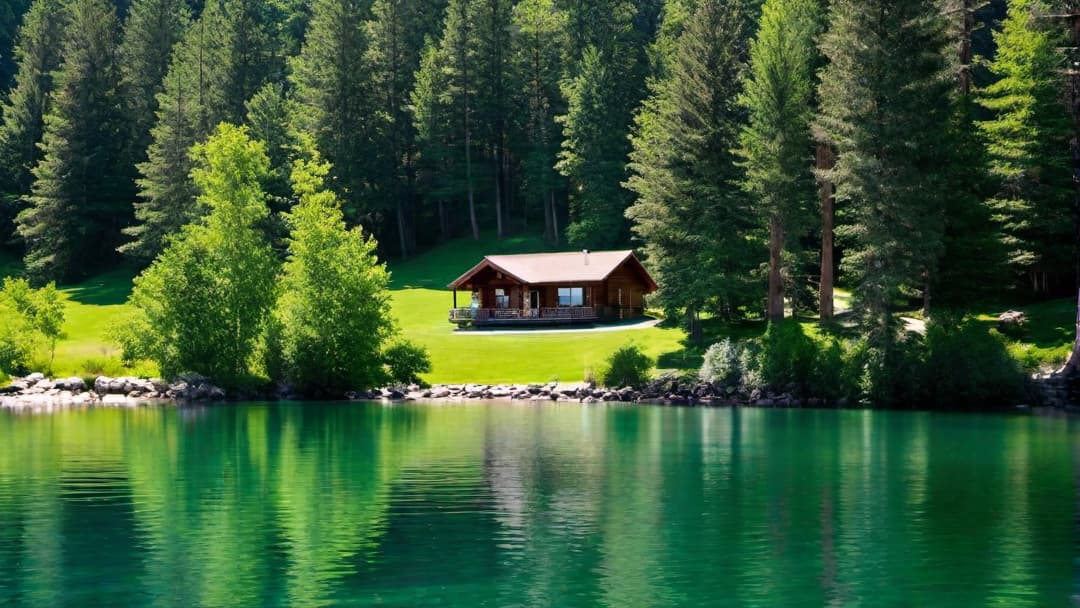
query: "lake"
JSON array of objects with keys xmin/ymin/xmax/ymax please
[{"xmin": 0, "ymin": 402, "xmax": 1076, "ymax": 607}]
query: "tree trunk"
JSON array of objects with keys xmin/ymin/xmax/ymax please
[
  {"xmin": 550, "ymin": 190, "xmax": 560, "ymax": 246},
  {"xmin": 493, "ymin": 151, "xmax": 504, "ymax": 239},
  {"xmin": 687, "ymin": 305, "xmax": 702, "ymax": 344},
  {"xmin": 767, "ymin": 214, "xmax": 785, "ymax": 322},
  {"xmin": 543, "ymin": 184, "xmax": 555, "ymax": 243},
  {"xmin": 396, "ymin": 199, "xmax": 409, "ymax": 259},
  {"xmin": 817, "ymin": 143, "xmax": 836, "ymax": 322},
  {"xmin": 438, "ymin": 199, "xmax": 448, "ymax": 241}
]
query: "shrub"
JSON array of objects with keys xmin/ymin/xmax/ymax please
[
  {"xmin": 601, "ymin": 344, "xmax": 654, "ymax": 389},
  {"xmin": 0, "ymin": 277, "xmax": 65, "ymax": 377},
  {"xmin": 699, "ymin": 339, "xmax": 743, "ymax": 385},
  {"xmin": 121, "ymin": 125, "xmax": 279, "ymax": 387},
  {"xmin": 920, "ymin": 318, "xmax": 1026, "ymax": 408},
  {"xmin": 757, "ymin": 320, "xmax": 818, "ymax": 394},
  {"xmin": 383, "ymin": 341, "xmax": 432, "ymax": 386},
  {"xmin": 273, "ymin": 150, "xmax": 397, "ymax": 394}
]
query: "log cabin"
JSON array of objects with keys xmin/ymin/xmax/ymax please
[{"xmin": 448, "ymin": 250, "xmax": 658, "ymax": 327}]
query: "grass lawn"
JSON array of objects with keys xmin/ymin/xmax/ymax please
[
  {"xmin": 2, "ymin": 234, "xmax": 691, "ymax": 384},
  {"xmin": 2, "ymin": 234, "xmax": 1075, "ymax": 383},
  {"xmin": 389, "ymin": 235, "xmax": 689, "ymax": 384}
]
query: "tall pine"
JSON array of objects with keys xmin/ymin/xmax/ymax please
[
  {"xmin": 625, "ymin": 0, "xmax": 754, "ymax": 341},
  {"xmin": 0, "ymin": 0, "xmax": 67, "ymax": 244},
  {"xmin": 290, "ymin": 0, "xmax": 376, "ymax": 226},
  {"xmin": 119, "ymin": 0, "xmax": 190, "ymax": 176},
  {"xmin": 123, "ymin": 0, "xmax": 286, "ymax": 260},
  {"xmin": 558, "ymin": 0, "xmax": 646, "ymax": 248},
  {"xmin": 978, "ymin": 0, "xmax": 1073, "ymax": 293},
  {"xmin": 737, "ymin": 0, "xmax": 821, "ymax": 321},
  {"xmin": 511, "ymin": 0, "xmax": 567, "ymax": 244},
  {"xmin": 367, "ymin": 0, "xmax": 447, "ymax": 257},
  {"xmin": 17, "ymin": 0, "xmax": 131, "ymax": 281},
  {"xmin": 816, "ymin": 0, "xmax": 953, "ymax": 399}
]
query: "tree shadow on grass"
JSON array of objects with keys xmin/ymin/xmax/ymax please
[{"xmin": 62, "ymin": 267, "xmax": 137, "ymax": 306}]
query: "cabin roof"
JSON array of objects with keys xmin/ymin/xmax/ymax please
[{"xmin": 448, "ymin": 250, "xmax": 657, "ymax": 291}]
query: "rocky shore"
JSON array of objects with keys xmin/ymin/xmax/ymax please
[
  {"xmin": 350, "ymin": 373, "xmax": 827, "ymax": 408},
  {"xmin": 0, "ymin": 373, "xmax": 226, "ymax": 409},
  {"xmin": 1, "ymin": 371, "xmax": 822, "ymax": 409}
]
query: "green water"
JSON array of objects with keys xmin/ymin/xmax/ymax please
[{"xmin": 0, "ymin": 403, "xmax": 1076, "ymax": 607}]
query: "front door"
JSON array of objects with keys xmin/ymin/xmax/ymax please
[{"xmin": 530, "ymin": 290, "xmax": 540, "ymax": 317}]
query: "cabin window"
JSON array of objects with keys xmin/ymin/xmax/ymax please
[
  {"xmin": 495, "ymin": 288, "xmax": 510, "ymax": 309},
  {"xmin": 558, "ymin": 287, "xmax": 585, "ymax": 307}
]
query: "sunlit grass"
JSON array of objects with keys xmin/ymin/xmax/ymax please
[{"xmin": 3, "ymin": 237, "xmax": 1075, "ymax": 382}]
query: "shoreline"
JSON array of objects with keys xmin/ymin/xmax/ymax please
[{"xmin": 2, "ymin": 374, "xmax": 1058, "ymax": 412}]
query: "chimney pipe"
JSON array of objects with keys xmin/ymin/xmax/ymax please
[{"xmin": 583, "ymin": 249, "xmax": 590, "ymax": 265}]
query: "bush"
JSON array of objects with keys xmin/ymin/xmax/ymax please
[
  {"xmin": 699, "ymin": 339, "xmax": 743, "ymax": 385},
  {"xmin": 272, "ymin": 151, "xmax": 397, "ymax": 394},
  {"xmin": 601, "ymin": 344, "xmax": 654, "ymax": 389},
  {"xmin": 757, "ymin": 320, "xmax": 818, "ymax": 394},
  {"xmin": 0, "ymin": 277, "xmax": 65, "ymax": 377},
  {"xmin": 383, "ymin": 341, "xmax": 432, "ymax": 386},
  {"xmin": 122, "ymin": 125, "xmax": 278, "ymax": 387},
  {"xmin": 920, "ymin": 318, "xmax": 1026, "ymax": 408}
]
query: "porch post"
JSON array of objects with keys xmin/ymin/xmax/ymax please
[{"xmin": 453, "ymin": 290, "xmax": 458, "ymax": 309}]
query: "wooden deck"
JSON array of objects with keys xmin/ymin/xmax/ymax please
[{"xmin": 449, "ymin": 307, "xmax": 599, "ymax": 327}]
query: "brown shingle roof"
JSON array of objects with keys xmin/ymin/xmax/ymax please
[{"xmin": 448, "ymin": 250, "xmax": 656, "ymax": 290}]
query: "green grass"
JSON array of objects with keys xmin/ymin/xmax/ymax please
[
  {"xmin": 389, "ymin": 235, "xmax": 688, "ymax": 384},
  {"xmin": 3, "ymin": 235, "xmax": 1076, "ymax": 382},
  {"xmin": 1, "ymin": 234, "xmax": 691, "ymax": 384}
]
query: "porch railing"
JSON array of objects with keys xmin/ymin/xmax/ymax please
[{"xmin": 449, "ymin": 307, "xmax": 597, "ymax": 323}]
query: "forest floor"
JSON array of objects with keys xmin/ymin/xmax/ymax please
[{"xmin": 0, "ymin": 238, "xmax": 1074, "ymax": 384}]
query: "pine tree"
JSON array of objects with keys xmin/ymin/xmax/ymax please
[
  {"xmin": 367, "ymin": 0, "xmax": 447, "ymax": 257},
  {"xmin": 412, "ymin": 37, "xmax": 461, "ymax": 241},
  {"xmin": 17, "ymin": 0, "xmax": 131, "ymax": 282},
  {"xmin": 0, "ymin": 0, "xmax": 67, "ymax": 242},
  {"xmin": 290, "ymin": 0, "xmax": 376, "ymax": 226},
  {"xmin": 0, "ymin": 0, "xmax": 32, "ymax": 94},
  {"xmin": 978, "ymin": 0, "xmax": 1073, "ymax": 293},
  {"xmin": 244, "ymin": 82, "xmax": 302, "ymax": 247},
  {"xmin": 123, "ymin": 0, "xmax": 285, "ymax": 260},
  {"xmin": 625, "ymin": 0, "xmax": 754, "ymax": 341},
  {"xmin": 119, "ymin": 0, "xmax": 190, "ymax": 173},
  {"xmin": 511, "ymin": 0, "xmax": 567, "ymax": 244},
  {"xmin": 473, "ymin": 0, "xmax": 514, "ymax": 239},
  {"xmin": 737, "ymin": 0, "xmax": 821, "ymax": 321},
  {"xmin": 558, "ymin": 0, "xmax": 647, "ymax": 248},
  {"xmin": 932, "ymin": 0, "xmax": 1008, "ymax": 307},
  {"xmin": 816, "ymin": 0, "xmax": 953, "ymax": 397},
  {"xmin": 414, "ymin": 0, "xmax": 482, "ymax": 240}
]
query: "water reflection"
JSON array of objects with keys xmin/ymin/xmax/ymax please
[{"xmin": 0, "ymin": 404, "xmax": 1074, "ymax": 607}]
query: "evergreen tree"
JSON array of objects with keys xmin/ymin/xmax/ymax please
[
  {"xmin": 271, "ymin": 148, "xmax": 397, "ymax": 394},
  {"xmin": 367, "ymin": 0, "xmax": 447, "ymax": 257},
  {"xmin": 0, "ymin": 0, "xmax": 32, "ymax": 94},
  {"xmin": 244, "ymin": 82, "xmax": 302, "ymax": 247},
  {"xmin": 121, "ymin": 124, "xmax": 278, "ymax": 385},
  {"xmin": 119, "ymin": 0, "xmax": 190, "ymax": 173},
  {"xmin": 978, "ymin": 0, "xmax": 1073, "ymax": 293},
  {"xmin": 558, "ymin": 0, "xmax": 646, "ymax": 248},
  {"xmin": 473, "ymin": 0, "xmax": 514, "ymax": 239},
  {"xmin": 816, "ymin": 0, "xmax": 953, "ymax": 399},
  {"xmin": 415, "ymin": 0, "xmax": 482, "ymax": 240},
  {"xmin": 412, "ymin": 37, "xmax": 461, "ymax": 241},
  {"xmin": 625, "ymin": 0, "xmax": 754, "ymax": 341},
  {"xmin": 17, "ymin": 0, "xmax": 131, "ymax": 282},
  {"xmin": 0, "ymin": 0, "xmax": 67, "ymax": 243},
  {"xmin": 123, "ymin": 0, "xmax": 285, "ymax": 260},
  {"xmin": 511, "ymin": 0, "xmax": 567, "ymax": 244},
  {"xmin": 737, "ymin": 0, "xmax": 821, "ymax": 321},
  {"xmin": 290, "ymin": 0, "xmax": 376, "ymax": 226},
  {"xmin": 932, "ymin": 0, "xmax": 1008, "ymax": 307}
]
